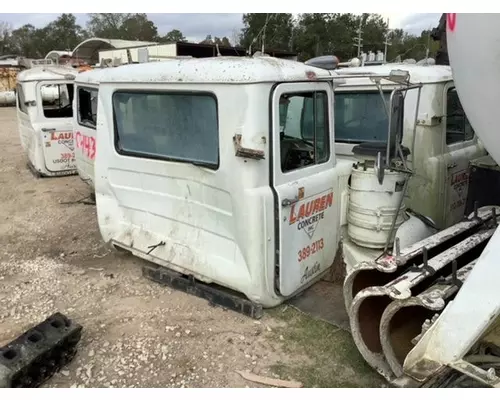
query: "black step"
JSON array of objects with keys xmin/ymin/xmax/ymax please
[{"xmin": 142, "ymin": 264, "xmax": 263, "ymax": 319}]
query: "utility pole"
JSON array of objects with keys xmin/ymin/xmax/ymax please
[
  {"xmin": 384, "ymin": 18, "xmax": 391, "ymax": 63},
  {"xmin": 425, "ymin": 26, "xmax": 431, "ymax": 60},
  {"xmin": 354, "ymin": 18, "xmax": 363, "ymax": 57}
]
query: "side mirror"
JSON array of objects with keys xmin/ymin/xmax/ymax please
[{"xmin": 387, "ymin": 90, "xmax": 405, "ymax": 158}]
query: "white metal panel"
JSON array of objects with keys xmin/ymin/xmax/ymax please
[{"xmin": 95, "ymin": 81, "xmax": 281, "ymax": 307}]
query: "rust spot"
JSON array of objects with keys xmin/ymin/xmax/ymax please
[{"xmin": 233, "ymin": 134, "xmax": 265, "ymax": 160}]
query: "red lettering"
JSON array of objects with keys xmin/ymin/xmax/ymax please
[
  {"xmin": 447, "ymin": 13, "xmax": 456, "ymax": 32},
  {"xmin": 289, "ymin": 204, "xmax": 297, "ymax": 225},
  {"xmin": 312, "ymin": 199, "xmax": 321, "ymax": 214},
  {"xmin": 451, "ymin": 171, "xmax": 469, "ymax": 185},
  {"xmin": 75, "ymin": 132, "xmax": 97, "ymax": 160},
  {"xmin": 305, "ymin": 202, "xmax": 313, "ymax": 218},
  {"xmin": 83, "ymin": 135, "xmax": 89, "ymax": 157},
  {"xmin": 325, "ymin": 192, "xmax": 333, "ymax": 208},
  {"xmin": 319, "ymin": 196, "xmax": 326, "ymax": 211},
  {"xmin": 297, "ymin": 238, "xmax": 324, "ymax": 262},
  {"xmin": 50, "ymin": 131, "xmax": 73, "ymax": 141},
  {"xmin": 89, "ymin": 137, "xmax": 96, "ymax": 160},
  {"xmin": 288, "ymin": 191, "xmax": 334, "ymax": 225},
  {"xmin": 297, "ymin": 204, "xmax": 305, "ymax": 220}
]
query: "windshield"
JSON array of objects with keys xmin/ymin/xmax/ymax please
[{"xmin": 334, "ymin": 91, "xmax": 392, "ymax": 144}]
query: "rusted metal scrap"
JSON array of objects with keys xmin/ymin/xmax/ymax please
[{"xmin": 0, "ymin": 312, "xmax": 82, "ymax": 388}]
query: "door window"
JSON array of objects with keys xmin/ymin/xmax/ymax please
[
  {"xmin": 446, "ymin": 87, "xmax": 474, "ymax": 145},
  {"xmin": 40, "ymin": 83, "xmax": 74, "ymax": 119},
  {"xmin": 279, "ymin": 91, "xmax": 330, "ymax": 173},
  {"xmin": 77, "ymin": 86, "xmax": 98, "ymax": 129}
]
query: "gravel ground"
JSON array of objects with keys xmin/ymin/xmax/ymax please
[{"xmin": 0, "ymin": 107, "xmax": 382, "ymax": 388}]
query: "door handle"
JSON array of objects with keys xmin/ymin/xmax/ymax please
[
  {"xmin": 282, "ymin": 197, "xmax": 299, "ymax": 207},
  {"xmin": 41, "ymin": 128, "xmax": 56, "ymax": 132}
]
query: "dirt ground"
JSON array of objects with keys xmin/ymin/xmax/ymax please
[{"xmin": 0, "ymin": 107, "xmax": 384, "ymax": 388}]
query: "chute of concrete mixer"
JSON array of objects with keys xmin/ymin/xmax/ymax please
[{"xmin": 447, "ymin": 13, "xmax": 500, "ymax": 165}]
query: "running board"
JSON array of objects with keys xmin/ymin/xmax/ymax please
[{"xmin": 142, "ymin": 264, "xmax": 264, "ymax": 319}]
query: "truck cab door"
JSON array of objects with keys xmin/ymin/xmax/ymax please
[
  {"xmin": 272, "ymin": 81, "xmax": 340, "ymax": 297},
  {"xmin": 37, "ymin": 81, "xmax": 76, "ymax": 173},
  {"xmin": 442, "ymin": 84, "xmax": 484, "ymax": 227}
]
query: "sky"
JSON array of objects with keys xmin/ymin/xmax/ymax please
[{"xmin": 0, "ymin": 13, "xmax": 442, "ymax": 43}]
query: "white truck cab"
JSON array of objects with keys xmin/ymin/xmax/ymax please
[
  {"xmin": 16, "ymin": 64, "xmax": 78, "ymax": 177},
  {"xmin": 94, "ymin": 56, "xmax": 345, "ymax": 307}
]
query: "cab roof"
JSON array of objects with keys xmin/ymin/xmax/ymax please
[
  {"xmin": 96, "ymin": 56, "xmax": 335, "ymax": 85},
  {"xmin": 75, "ymin": 68, "xmax": 106, "ymax": 86},
  {"xmin": 336, "ymin": 63, "xmax": 453, "ymax": 87},
  {"xmin": 17, "ymin": 66, "xmax": 78, "ymax": 83}
]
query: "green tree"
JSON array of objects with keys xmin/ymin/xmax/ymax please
[
  {"xmin": 86, "ymin": 13, "xmax": 158, "ymax": 41},
  {"xmin": 386, "ymin": 28, "xmax": 439, "ymax": 62},
  {"xmin": 239, "ymin": 13, "xmax": 294, "ymax": 52},
  {"xmin": 120, "ymin": 14, "xmax": 158, "ymax": 42},
  {"xmin": 161, "ymin": 29, "xmax": 186, "ymax": 43},
  {"xmin": 8, "ymin": 24, "xmax": 46, "ymax": 58},
  {"xmin": 199, "ymin": 34, "xmax": 213, "ymax": 44},
  {"xmin": 214, "ymin": 37, "xmax": 231, "ymax": 47},
  {"xmin": 43, "ymin": 13, "xmax": 89, "ymax": 52},
  {"xmin": 0, "ymin": 22, "xmax": 14, "ymax": 55},
  {"xmin": 292, "ymin": 13, "xmax": 337, "ymax": 61},
  {"xmin": 359, "ymin": 13, "xmax": 388, "ymax": 54}
]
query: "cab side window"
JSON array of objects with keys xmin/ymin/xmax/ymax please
[
  {"xmin": 113, "ymin": 91, "xmax": 219, "ymax": 170},
  {"xmin": 446, "ymin": 87, "xmax": 474, "ymax": 145},
  {"xmin": 279, "ymin": 91, "xmax": 330, "ymax": 173}
]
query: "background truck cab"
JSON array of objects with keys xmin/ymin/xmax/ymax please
[
  {"xmin": 334, "ymin": 64, "xmax": 485, "ymax": 230},
  {"xmin": 16, "ymin": 63, "xmax": 78, "ymax": 177}
]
